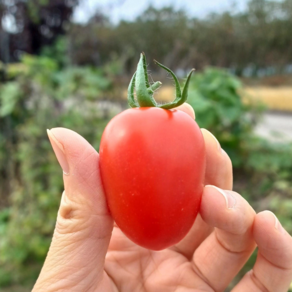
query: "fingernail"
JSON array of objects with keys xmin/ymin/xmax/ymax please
[
  {"xmin": 47, "ymin": 129, "xmax": 70, "ymax": 175},
  {"xmin": 266, "ymin": 211, "xmax": 284, "ymax": 232},
  {"xmin": 205, "ymin": 185, "xmax": 236, "ymax": 209},
  {"xmin": 201, "ymin": 129, "xmax": 221, "ymax": 151}
]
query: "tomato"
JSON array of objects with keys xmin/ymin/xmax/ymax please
[
  {"xmin": 100, "ymin": 107, "xmax": 205, "ymax": 250},
  {"xmin": 99, "ymin": 54, "xmax": 206, "ymax": 250}
]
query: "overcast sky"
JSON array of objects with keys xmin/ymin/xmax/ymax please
[{"xmin": 73, "ymin": 0, "xmax": 248, "ymax": 24}]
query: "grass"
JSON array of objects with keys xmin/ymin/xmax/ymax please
[
  {"xmin": 1, "ymin": 286, "xmax": 31, "ymax": 292},
  {"xmin": 243, "ymin": 86, "xmax": 292, "ymax": 111}
]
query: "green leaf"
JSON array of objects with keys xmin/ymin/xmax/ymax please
[{"xmin": 0, "ymin": 82, "xmax": 21, "ymax": 117}]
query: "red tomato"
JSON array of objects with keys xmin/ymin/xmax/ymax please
[{"xmin": 99, "ymin": 107, "xmax": 205, "ymax": 250}]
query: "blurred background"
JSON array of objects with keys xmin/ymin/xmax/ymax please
[{"xmin": 0, "ymin": 0, "xmax": 292, "ymax": 291}]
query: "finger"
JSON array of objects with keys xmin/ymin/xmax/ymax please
[
  {"xmin": 174, "ymin": 104, "xmax": 233, "ymax": 190},
  {"xmin": 172, "ymin": 128, "xmax": 233, "ymax": 259},
  {"xmin": 202, "ymin": 129, "xmax": 233, "ymax": 190},
  {"xmin": 232, "ymin": 211, "xmax": 292, "ymax": 292},
  {"xmin": 192, "ymin": 186, "xmax": 256, "ymax": 291},
  {"xmin": 33, "ymin": 128, "xmax": 114, "ymax": 292},
  {"xmin": 175, "ymin": 102, "xmax": 196, "ymax": 119},
  {"xmin": 175, "ymin": 104, "xmax": 232, "ymax": 189},
  {"xmin": 174, "ymin": 105, "xmax": 233, "ymax": 190}
]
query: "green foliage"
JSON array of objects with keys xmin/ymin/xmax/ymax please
[
  {"xmin": 1, "ymin": 58, "xmax": 292, "ymax": 290},
  {"xmin": 188, "ymin": 68, "xmax": 292, "ymax": 216},
  {"xmin": 188, "ymin": 67, "xmax": 264, "ymax": 166},
  {"xmin": 41, "ymin": 37, "xmax": 70, "ymax": 68},
  {"xmin": 0, "ymin": 54, "xmax": 117, "ymax": 287},
  {"xmin": 244, "ymin": 137, "xmax": 292, "ymax": 233},
  {"xmin": 0, "ymin": 82, "xmax": 22, "ymax": 117},
  {"xmin": 188, "ymin": 67, "xmax": 292, "ymax": 287}
]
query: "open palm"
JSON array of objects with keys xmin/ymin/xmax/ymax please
[{"xmin": 33, "ymin": 106, "xmax": 292, "ymax": 292}]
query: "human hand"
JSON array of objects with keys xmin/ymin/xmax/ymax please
[{"xmin": 33, "ymin": 104, "xmax": 292, "ymax": 292}]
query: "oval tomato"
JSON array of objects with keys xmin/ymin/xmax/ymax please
[{"xmin": 99, "ymin": 107, "xmax": 205, "ymax": 250}]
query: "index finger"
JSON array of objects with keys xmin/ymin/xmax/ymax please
[
  {"xmin": 175, "ymin": 103, "xmax": 233, "ymax": 190},
  {"xmin": 172, "ymin": 104, "xmax": 233, "ymax": 258}
]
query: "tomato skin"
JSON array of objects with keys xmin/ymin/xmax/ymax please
[{"xmin": 99, "ymin": 107, "xmax": 206, "ymax": 250}]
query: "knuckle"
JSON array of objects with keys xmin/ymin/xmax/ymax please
[
  {"xmin": 249, "ymin": 270, "xmax": 270, "ymax": 292},
  {"xmin": 54, "ymin": 192, "xmax": 113, "ymax": 240},
  {"xmin": 230, "ymin": 198, "xmax": 255, "ymax": 235},
  {"xmin": 56, "ymin": 197, "xmax": 92, "ymax": 236}
]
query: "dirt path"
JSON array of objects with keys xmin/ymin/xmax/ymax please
[{"xmin": 255, "ymin": 112, "xmax": 292, "ymax": 142}]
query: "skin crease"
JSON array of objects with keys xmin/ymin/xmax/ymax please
[{"xmin": 33, "ymin": 103, "xmax": 292, "ymax": 292}]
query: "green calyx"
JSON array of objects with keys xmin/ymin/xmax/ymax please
[{"xmin": 128, "ymin": 53, "xmax": 195, "ymax": 110}]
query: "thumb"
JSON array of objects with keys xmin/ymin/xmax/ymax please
[{"xmin": 33, "ymin": 128, "xmax": 114, "ymax": 292}]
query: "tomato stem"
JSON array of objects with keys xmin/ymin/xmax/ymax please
[{"xmin": 127, "ymin": 53, "xmax": 195, "ymax": 109}]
